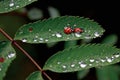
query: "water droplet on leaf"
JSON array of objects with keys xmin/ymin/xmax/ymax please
[
  {"xmin": 106, "ymin": 57, "xmax": 113, "ymax": 63},
  {"xmin": 85, "ymin": 35, "xmax": 92, "ymax": 39},
  {"xmin": 70, "ymin": 64, "xmax": 75, "ymax": 68},
  {"xmin": 89, "ymin": 64, "xmax": 92, "ymax": 66},
  {"xmin": 16, "ymin": 5, "xmax": 19, "ymax": 8},
  {"xmin": 52, "ymin": 34, "xmax": 55, "ymax": 36},
  {"xmin": 113, "ymin": 53, "xmax": 120, "ymax": 58},
  {"xmin": 45, "ymin": 39, "xmax": 49, "ymax": 42},
  {"xmin": 22, "ymin": 38, "xmax": 27, "ymax": 42},
  {"xmin": 80, "ymin": 63, "xmax": 87, "ymax": 68},
  {"xmin": 9, "ymin": 3, "xmax": 14, "ymax": 7},
  {"xmin": 62, "ymin": 65, "xmax": 67, "ymax": 69},
  {"xmin": 89, "ymin": 59, "xmax": 95, "ymax": 62},
  {"xmin": 56, "ymin": 33, "xmax": 62, "ymax": 38},
  {"xmin": 79, "ymin": 61, "xmax": 87, "ymax": 68},
  {"xmin": 94, "ymin": 32, "xmax": 100, "ymax": 37},
  {"xmin": 57, "ymin": 62, "xmax": 61, "ymax": 64},
  {"xmin": 9, "ymin": 2, "xmax": 14, "ymax": 7},
  {"xmin": 33, "ymin": 38, "xmax": 38, "ymax": 42},
  {"xmin": 49, "ymin": 29, "xmax": 51, "ymax": 31},
  {"xmin": 74, "ymin": 33, "xmax": 81, "ymax": 37},
  {"xmin": 100, "ymin": 58, "xmax": 106, "ymax": 62},
  {"xmin": 7, "ymin": 52, "xmax": 15, "ymax": 58}
]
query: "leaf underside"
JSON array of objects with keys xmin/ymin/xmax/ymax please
[
  {"xmin": 43, "ymin": 44, "xmax": 120, "ymax": 73},
  {"xmin": 26, "ymin": 71, "xmax": 43, "ymax": 80},
  {"xmin": 0, "ymin": 0, "xmax": 37, "ymax": 13},
  {"xmin": 0, "ymin": 41, "xmax": 16, "ymax": 80},
  {"xmin": 14, "ymin": 16, "xmax": 105, "ymax": 43}
]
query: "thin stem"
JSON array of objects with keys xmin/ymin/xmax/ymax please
[{"xmin": 0, "ymin": 28, "xmax": 52, "ymax": 80}]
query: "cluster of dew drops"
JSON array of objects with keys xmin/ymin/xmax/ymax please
[
  {"xmin": 48, "ymin": 53, "xmax": 120, "ymax": 72},
  {"xmin": 7, "ymin": 0, "xmax": 32, "ymax": 9},
  {"xmin": 19, "ymin": 23, "xmax": 101, "ymax": 43},
  {"xmin": 0, "ymin": 47, "xmax": 15, "ymax": 72}
]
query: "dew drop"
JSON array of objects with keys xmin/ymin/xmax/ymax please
[
  {"xmin": 33, "ymin": 38, "xmax": 38, "ymax": 42},
  {"xmin": 100, "ymin": 58, "xmax": 106, "ymax": 62},
  {"xmin": 74, "ymin": 33, "xmax": 81, "ymax": 37},
  {"xmin": 67, "ymin": 37, "xmax": 70, "ymax": 40},
  {"xmin": 70, "ymin": 64, "xmax": 75, "ymax": 68},
  {"xmin": 52, "ymin": 34, "xmax": 55, "ymax": 36},
  {"xmin": 73, "ymin": 24, "xmax": 77, "ymax": 26},
  {"xmin": 96, "ymin": 60, "xmax": 99, "ymax": 63},
  {"xmin": 67, "ymin": 23, "xmax": 70, "ymax": 25},
  {"xmin": 39, "ymin": 38, "xmax": 44, "ymax": 42},
  {"xmin": 80, "ymin": 63, "xmax": 87, "ymax": 68},
  {"xmin": 114, "ymin": 53, "xmax": 120, "ymax": 58},
  {"xmin": 62, "ymin": 65, "xmax": 67, "ymax": 69},
  {"xmin": 9, "ymin": 2, "xmax": 14, "ymax": 7},
  {"xmin": 22, "ymin": 38, "xmax": 27, "ymax": 42},
  {"xmin": 89, "ymin": 59, "xmax": 95, "ymax": 62},
  {"xmin": 94, "ymin": 32, "xmax": 100, "ymax": 37},
  {"xmin": 0, "ymin": 57, "xmax": 4, "ymax": 63},
  {"xmin": 39, "ymin": 38, "xmax": 43, "ymax": 41},
  {"xmin": 89, "ymin": 64, "xmax": 92, "ymax": 66},
  {"xmin": 85, "ymin": 35, "xmax": 92, "ymax": 39},
  {"xmin": 48, "ymin": 29, "xmax": 51, "ymax": 31},
  {"xmin": 45, "ymin": 39, "xmax": 48, "ymax": 42},
  {"xmin": 35, "ymin": 36, "xmax": 38, "ymax": 38},
  {"xmin": 8, "ymin": 52, "xmax": 15, "ymax": 58},
  {"xmin": 49, "ymin": 65, "xmax": 53, "ymax": 68},
  {"xmin": 0, "ymin": 68, "xmax": 1, "ymax": 71},
  {"xmin": 106, "ymin": 57, "xmax": 113, "ymax": 63},
  {"xmin": 79, "ymin": 61, "xmax": 87, "ymax": 68},
  {"xmin": 16, "ymin": 5, "xmax": 19, "ymax": 8},
  {"xmin": 57, "ymin": 62, "xmax": 61, "ymax": 64},
  {"xmin": 56, "ymin": 33, "xmax": 62, "ymax": 38}
]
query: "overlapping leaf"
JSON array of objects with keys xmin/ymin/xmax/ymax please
[
  {"xmin": 26, "ymin": 71, "xmax": 43, "ymax": 80},
  {"xmin": 96, "ymin": 65, "xmax": 119, "ymax": 80},
  {"xmin": 14, "ymin": 16, "xmax": 105, "ymax": 43},
  {"xmin": 43, "ymin": 44, "xmax": 120, "ymax": 73},
  {"xmin": 0, "ymin": 0, "xmax": 37, "ymax": 13},
  {"xmin": 0, "ymin": 41, "xmax": 16, "ymax": 80}
]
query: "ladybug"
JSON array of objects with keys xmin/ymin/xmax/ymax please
[
  {"xmin": 73, "ymin": 28, "xmax": 83, "ymax": 33},
  {"xmin": 0, "ymin": 57, "xmax": 4, "ymax": 63},
  {"xmin": 64, "ymin": 27, "xmax": 73, "ymax": 34}
]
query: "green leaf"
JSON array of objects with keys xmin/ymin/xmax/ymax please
[
  {"xmin": 48, "ymin": 6, "xmax": 60, "ymax": 18},
  {"xmin": 0, "ymin": 0, "xmax": 37, "ymax": 13},
  {"xmin": 27, "ymin": 8, "xmax": 43, "ymax": 20},
  {"xmin": 0, "ymin": 41, "xmax": 16, "ymax": 80},
  {"xmin": 102, "ymin": 34, "xmax": 118, "ymax": 45},
  {"xmin": 43, "ymin": 44, "xmax": 120, "ymax": 73},
  {"xmin": 77, "ymin": 69, "xmax": 89, "ymax": 80},
  {"xmin": 96, "ymin": 65, "xmax": 119, "ymax": 80},
  {"xmin": 26, "ymin": 71, "xmax": 44, "ymax": 80},
  {"xmin": 14, "ymin": 16, "xmax": 105, "ymax": 43},
  {"xmin": 64, "ymin": 40, "xmax": 77, "ymax": 48}
]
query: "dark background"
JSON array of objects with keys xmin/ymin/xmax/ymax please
[{"xmin": 2, "ymin": 0, "xmax": 120, "ymax": 80}]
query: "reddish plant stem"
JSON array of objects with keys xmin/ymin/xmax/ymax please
[{"xmin": 0, "ymin": 28, "xmax": 52, "ymax": 80}]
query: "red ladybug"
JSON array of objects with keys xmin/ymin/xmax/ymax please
[
  {"xmin": 64, "ymin": 27, "xmax": 73, "ymax": 34},
  {"xmin": 73, "ymin": 28, "xmax": 83, "ymax": 33},
  {"xmin": 0, "ymin": 57, "xmax": 4, "ymax": 63}
]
